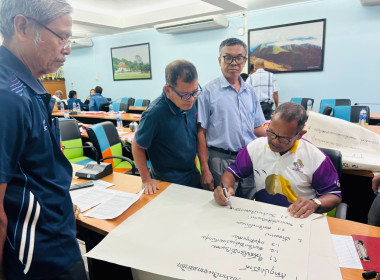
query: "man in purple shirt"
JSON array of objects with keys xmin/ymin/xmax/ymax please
[{"xmin": 214, "ymin": 102, "xmax": 342, "ymax": 218}]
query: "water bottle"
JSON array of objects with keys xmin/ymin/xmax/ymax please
[
  {"xmin": 109, "ymin": 104, "xmax": 114, "ymax": 113},
  {"xmin": 60, "ymin": 102, "xmax": 64, "ymax": 112},
  {"xmin": 116, "ymin": 112, "xmax": 123, "ymax": 130},
  {"xmin": 76, "ymin": 102, "xmax": 81, "ymax": 113},
  {"xmin": 64, "ymin": 111, "xmax": 70, "ymax": 119},
  {"xmin": 306, "ymin": 99, "xmax": 312, "ymax": 115},
  {"xmin": 73, "ymin": 102, "xmax": 77, "ymax": 112},
  {"xmin": 359, "ymin": 108, "xmax": 367, "ymax": 127}
]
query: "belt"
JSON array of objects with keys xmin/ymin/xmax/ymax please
[{"xmin": 208, "ymin": 146, "xmax": 239, "ymax": 156}]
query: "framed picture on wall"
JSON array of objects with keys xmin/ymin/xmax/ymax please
[
  {"xmin": 111, "ymin": 43, "xmax": 152, "ymax": 81},
  {"xmin": 248, "ymin": 19, "xmax": 326, "ymax": 73}
]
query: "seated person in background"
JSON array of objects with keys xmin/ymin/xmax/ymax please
[
  {"xmin": 214, "ymin": 102, "xmax": 342, "ymax": 218},
  {"xmin": 84, "ymin": 88, "xmax": 95, "ymax": 105},
  {"xmin": 52, "ymin": 89, "xmax": 67, "ymax": 107},
  {"xmin": 89, "ymin": 86, "xmax": 108, "ymax": 111},
  {"xmin": 67, "ymin": 90, "xmax": 85, "ymax": 110},
  {"xmin": 368, "ymin": 174, "xmax": 380, "ymax": 227},
  {"xmin": 132, "ymin": 60, "xmax": 202, "ymax": 195}
]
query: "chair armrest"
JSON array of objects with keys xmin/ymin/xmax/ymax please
[
  {"xmin": 100, "ymin": 155, "xmax": 136, "ymax": 175},
  {"xmin": 335, "ymin": 202, "xmax": 348, "ymax": 220}
]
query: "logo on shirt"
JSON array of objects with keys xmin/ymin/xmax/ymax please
[
  {"xmin": 9, "ymin": 76, "xmax": 25, "ymax": 97},
  {"xmin": 43, "ymin": 120, "xmax": 47, "ymax": 131},
  {"xmin": 291, "ymin": 159, "xmax": 304, "ymax": 173}
]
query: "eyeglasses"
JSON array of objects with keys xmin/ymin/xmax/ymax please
[
  {"xmin": 27, "ymin": 16, "xmax": 72, "ymax": 50},
  {"xmin": 222, "ymin": 55, "xmax": 247, "ymax": 65},
  {"xmin": 169, "ymin": 84, "xmax": 202, "ymax": 101},
  {"xmin": 266, "ymin": 128, "xmax": 300, "ymax": 144}
]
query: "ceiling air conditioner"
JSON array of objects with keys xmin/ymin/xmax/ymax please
[
  {"xmin": 155, "ymin": 15, "xmax": 229, "ymax": 34},
  {"xmin": 71, "ymin": 38, "xmax": 93, "ymax": 49},
  {"xmin": 360, "ymin": 0, "xmax": 380, "ymax": 5}
]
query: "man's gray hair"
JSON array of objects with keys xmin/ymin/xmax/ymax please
[
  {"xmin": 55, "ymin": 90, "xmax": 63, "ymax": 96},
  {"xmin": 272, "ymin": 102, "xmax": 308, "ymax": 131},
  {"xmin": 219, "ymin": 38, "xmax": 248, "ymax": 57},
  {"xmin": 0, "ymin": 0, "xmax": 72, "ymax": 41},
  {"xmin": 165, "ymin": 60, "xmax": 198, "ymax": 87}
]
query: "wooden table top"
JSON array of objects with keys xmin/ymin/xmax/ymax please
[
  {"xmin": 72, "ymin": 165, "xmax": 380, "ymax": 280},
  {"xmin": 370, "ymin": 112, "xmax": 380, "ymax": 120},
  {"xmin": 129, "ymin": 106, "xmax": 147, "ymax": 112},
  {"xmin": 80, "ymin": 125, "xmax": 134, "ymax": 139},
  {"xmin": 53, "ymin": 111, "xmax": 141, "ymax": 121},
  {"xmin": 366, "ymin": 124, "xmax": 380, "ymax": 134}
]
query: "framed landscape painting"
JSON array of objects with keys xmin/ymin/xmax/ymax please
[
  {"xmin": 111, "ymin": 43, "xmax": 151, "ymax": 80},
  {"xmin": 248, "ymin": 19, "xmax": 326, "ymax": 73}
]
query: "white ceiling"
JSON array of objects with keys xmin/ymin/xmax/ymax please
[{"xmin": 68, "ymin": 0, "xmax": 316, "ymax": 38}]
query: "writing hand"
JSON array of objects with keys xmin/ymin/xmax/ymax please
[
  {"xmin": 288, "ymin": 197, "xmax": 318, "ymax": 219},
  {"xmin": 142, "ymin": 179, "xmax": 160, "ymax": 195},
  {"xmin": 201, "ymin": 170, "xmax": 214, "ymax": 191},
  {"xmin": 214, "ymin": 185, "xmax": 234, "ymax": 206},
  {"xmin": 372, "ymin": 174, "xmax": 380, "ymax": 193}
]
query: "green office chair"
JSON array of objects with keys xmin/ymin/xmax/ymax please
[{"xmin": 59, "ymin": 119, "xmax": 95, "ymax": 165}]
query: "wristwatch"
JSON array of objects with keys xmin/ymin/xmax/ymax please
[{"xmin": 311, "ymin": 198, "xmax": 322, "ymax": 209}]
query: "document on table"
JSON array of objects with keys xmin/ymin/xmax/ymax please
[
  {"xmin": 331, "ymin": 234, "xmax": 363, "ymax": 269},
  {"xmin": 84, "ymin": 189, "xmax": 143, "ymax": 219},
  {"xmin": 70, "ymin": 180, "xmax": 115, "ymax": 212}
]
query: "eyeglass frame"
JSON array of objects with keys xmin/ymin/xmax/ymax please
[
  {"xmin": 266, "ymin": 127, "xmax": 301, "ymax": 144},
  {"xmin": 26, "ymin": 16, "xmax": 72, "ymax": 50},
  {"xmin": 222, "ymin": 55, "xmax": 247, "ymax": 65},
  {"xmin": 169, "ymin": 84, "xmax": 203, "ymax": 101}
]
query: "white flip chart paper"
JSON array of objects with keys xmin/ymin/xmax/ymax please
[{"xmin": 86, "ymin": 184, "xmax": 315, "ymax": 280}]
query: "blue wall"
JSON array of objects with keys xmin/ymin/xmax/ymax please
[{"xmin": 63, "ymin": 0, "xmax": 380, "ymax": 112}]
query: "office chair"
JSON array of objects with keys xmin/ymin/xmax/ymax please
[
  {"xmin": 319, "ymin": 99, "xmax": 351, "ymax": 114},
  {"xmin": 333, "ymin": 105, "xmax": 370, "ymax": 123},
  {"xmin": 106, "ymin": 97, "xmax": 112, "ymax": 101},
  {"xmin": 290, "ymin": 98, "xmax": 314, "ymax": 110},
  {"xmin": 120, "ymin": 97, "xmax": 136, "ymax": 106},
  {"xmin": 59, "ymin": 119, "xmax": 95, "ymax": 165},
  {"xmin": 135, "ymin": 99, "xmax": 150, "ymax": 107},
  {"xmin": 319, "ymin": 147, "xmax": 348, "ymax": 219},
  {"xmin": 111, "ymin": 102, "xmax": 120, "ymax": 112},
  {"xmin": 99, "ymin": 102, "xmax": 110, "ymax": 112},
  {"xmin": 87, "ymin": 121, "xmax": 136, "ymax": 175},
  {"xmin": 119, "ymin": 102, "xmax": 130, "ymax": 113}
]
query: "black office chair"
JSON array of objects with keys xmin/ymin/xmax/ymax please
[
  {"xmin": 119, "ymin": 102, "xmax": 130, "ymax": 113},
  {"xmin": 322, "ymin": 105, "xmax": 333, "ymax": 116},
  {"xmin": 319, "ymin": 147, "xmax": 348, "ymax": 219},
  {"xmin": 106, "ymin": 97, "xmax": 112, "ymax": 101},
  {"xmin": 99, "ymin": 102, "xmax": 110, "ymax": 112},
  {"xmin": 128, "ymin": 98, "xmax": 135, "ymax": 106}
]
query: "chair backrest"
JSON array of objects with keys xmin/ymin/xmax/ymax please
[
  {"xmin": 319, "ymin": 147, "xmax": 342, "ymax": 179},
  {"xmin": 119, "ymin": 102, "xmax": 130, "ymax": 113},
  {"xmin": 99, "ymin": 102, "xmax": 110, "ymax": 112},
  {"xmin": 59, "ymin": 119, "xmax": 83, "ymax": 160},
  {"xmin": 128, "ymin": 97, "xmax": 135, "ymax": 106},
  {"xmin": 111, "ymin": 102, "xmax": 121, "ymax": 112},
  {"xmin": 319, "ymin": 99, "xmax": 351, "ymax": 113},
  {"xmin": 335, "ymin": 99, "xmax": 351, "ymax": 106},
  {"xmin": 322, "ymin": 105, "xmax": 333, "ymax": 116},
  {"xmin": 106, "ymin": 97, "xmax": 112, "ymax": 101},
  {"xmin": 350, "ymin": 105, "xmax": 370, "ymax": 123},
  {"xmin": 333, "ymin": 105, "xmax": 351, "ymax": 121},
  {"xmin": 135, "ymin": 99, "xmax": 150, "ymax": 107},
  {"xmin": 87, "ymin": 121, "xmax": 123, "ymax": 168}
]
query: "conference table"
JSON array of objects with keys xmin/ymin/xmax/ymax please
[
  {"xmin": 370, "ymin": 112, "xmax": 380, "ymax": 125},
  {"xmin": 71, "ymin": 165, "xmax": 380, "ymax": 280},
  {"xmin": 53, "ymin": 111, "xmax": 142, "ymax": 125},
  {"xmin": 128, "ymin": 106, "xmax": 147, "ymax": 113}
]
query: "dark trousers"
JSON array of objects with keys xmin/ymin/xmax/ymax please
[
  {"xmin": 260, "ymin": 102, "xmax": 273, "ymax": 120},
  {"xmin": 368, "ymin": 194, "xmax": 380, "ymax": 227},
  {"xmin": 51, "ymin": 259, "xmax": 87, "ymax": 280}
]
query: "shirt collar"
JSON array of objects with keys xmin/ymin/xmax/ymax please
[
  {"xmin": 219, "ymin": 74, "xmax": 248, "ymax": 93},
  {"xmin": 289, "ymin": 140, "xmax": 300, "ymax": 153},
  {"xmin": 162, "ymin": 89, "xmax": 185, "ymax": 116},
  {"xmin": 0, "ymin": 46, "xmax": 47, "ymax": 95}
]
